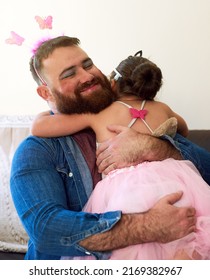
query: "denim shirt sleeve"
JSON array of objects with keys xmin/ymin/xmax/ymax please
[
  {"xmin": 161, "ymin": 133, "xmax": 210, "ymax": 185},
  {"xmin": 10, "ymin": 136, "xmax": 121, "ymax": 259}
]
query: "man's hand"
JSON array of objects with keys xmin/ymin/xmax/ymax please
[
  {"xmin": 96, "ymin": 125, "xmax": 182, "ymax": 175},
  {"xmin": 96, "ymin": 125, "xmax": 141, "ymax": 174},
  {"xmin": 80, "ymin": 191, "xmax": 196, "ymax": 251},
  {"xmin": 142, "ymin": 191, "xmax": 196, "ymax": 243}
]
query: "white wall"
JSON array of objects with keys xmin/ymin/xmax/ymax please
[{"xmin": 1, "ymin": 0, "xmax": 210, "ymax": 129}]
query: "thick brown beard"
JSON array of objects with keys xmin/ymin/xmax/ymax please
[{"xmin": 52, "ymin": 75, "xmax": 116, "ymax": 114}]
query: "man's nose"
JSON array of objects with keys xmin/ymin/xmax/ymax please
[{"xmin": 78, "ymin": 68, "xmax": 94, "ymax": 83}]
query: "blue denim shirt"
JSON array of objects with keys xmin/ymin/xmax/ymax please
[
  {"xmin": 10, "ymin": 133, "xmax": 121, "ymax": 260},
  {"xmin": 10, "ymin": 131, "xmax": 210, "ymax": 260},
  {"xmin": 165, "ymin": 133, "xmax": 210, "ymax": 185}
]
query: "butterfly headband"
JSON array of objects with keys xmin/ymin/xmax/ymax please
[
  {"xmin": 5, "ymin": 15, "xmax": 55, "ymax": 85},
  {"xmin": 32, "ymin": 56, "xmax": 47, "ymax": 86},
  {"xmin": 5, "ymin": 16, "xmax": 53, "ymax": 49}
]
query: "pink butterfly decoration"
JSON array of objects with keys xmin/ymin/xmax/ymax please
[
  {"xmin": 31, "ymin": 36, "xmax": 53, "ymax": 55},
  {"xmin": 130, "ymin": 108, "xmax": 148, "ymax": 120},
  {"xmin": 5, "ymin": 31, "xmax": 25, "ymax": 46},
  {"xmin": 35, "ymin": 15, "xmax": 53, "ymax": 30}
]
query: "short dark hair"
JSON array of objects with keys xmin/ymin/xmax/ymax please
[{"xmin": 29, "ymin": 36, "xmax": 80, "ymax": 85}]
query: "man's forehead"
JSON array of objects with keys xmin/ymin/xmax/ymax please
[{"xmin": 46, "ymin": 45, "xmax": 89, "ymax": 67}]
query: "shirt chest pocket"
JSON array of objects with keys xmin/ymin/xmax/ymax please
[{"xmin": 56, "ymin": 166, "xmax": 87, "ymax": 211}]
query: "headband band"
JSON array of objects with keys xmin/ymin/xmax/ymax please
[
  {"xmin": 113, "ymin": 68, "xmax": 122, "ymax": 81},
  {"xmin": 33, "ymin": 56, "xmax": 47, "ymax": 86}
]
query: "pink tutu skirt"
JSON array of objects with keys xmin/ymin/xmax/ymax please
[{"xmin": 84, "ymin": 158, "xmax": 210, "ymax": 259}]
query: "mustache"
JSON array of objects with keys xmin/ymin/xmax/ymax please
[{"xmin": 75, "ymin": 76, "xmax": 106, "ymax": 95}]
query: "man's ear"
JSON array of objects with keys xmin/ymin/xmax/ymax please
[
  {"xmin": 110, "ymin": 79, "xmax": 116, "ymax": 90},
  {"xmin": 37, "ymin": 86, "xmax": 54, "ymax": 102}
]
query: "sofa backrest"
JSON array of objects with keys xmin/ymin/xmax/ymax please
[
  {"xmin": 188, "ymin": 130, "xmax": 210, "ymax": 152},
  {"xmin": 0, "ymin": 115, "xmax": 34, "ymax": 162}
]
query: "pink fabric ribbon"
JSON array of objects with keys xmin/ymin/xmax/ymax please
[{"xmin": 129, "ymin": 108, "xmax": 148, "ymax": 120}]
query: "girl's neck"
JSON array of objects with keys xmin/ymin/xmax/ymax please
[{"xmin": 118, "ymin": 96, "xmax": 142, "ymax": 102}]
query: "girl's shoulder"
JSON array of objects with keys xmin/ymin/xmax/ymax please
[{"xmin": 149, "ymin": 100, "xmax": 172, "ymax": 111}]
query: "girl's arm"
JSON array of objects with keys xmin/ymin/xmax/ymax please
[{"xmin": 31, "ymin": 111, "xmax": 91, "ymax": 137}]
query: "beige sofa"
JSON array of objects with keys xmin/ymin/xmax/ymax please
[{"xmin": 0, "ymin": 115, "xmax": 209, "ymax": 260}]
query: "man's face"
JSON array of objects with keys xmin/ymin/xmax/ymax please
[{"xmin": 42, "ymin": 46, "xmax": 115, "ymax": 114}]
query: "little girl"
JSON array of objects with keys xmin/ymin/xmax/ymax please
[{"xmin": 31, "ymin": 52, "xmax": 210, "ymax": 260}]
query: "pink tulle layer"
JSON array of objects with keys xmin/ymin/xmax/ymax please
[{"xmin": 84, "ymin": 159, "xmax": 210, "ymax": 260}]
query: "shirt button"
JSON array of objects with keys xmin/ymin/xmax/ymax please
[
  {"xmin": 68, "ymin": 172, "xmax": 73, "ymax": 177},
  {"xmin": 85, "ymin": 251, "xmax": 91, "ymax": 255}
]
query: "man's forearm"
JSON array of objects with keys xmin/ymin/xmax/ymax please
[
  {"xmin": 79, "ymin": 192, "xmax": 196, "ymax": 252},
  {"xmin": 138, "ymin": 134, "xmax": 182, "ymax": 162},
  {"xmin": 79, "ymin": 213, "xmax": 147, "ymax": 251},
  {"xmin": 96, "ymin": 127, "xmax": 182, "ymax": 175}
]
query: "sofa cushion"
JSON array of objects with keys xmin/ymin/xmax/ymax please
[{"xmin": 0, "ymin": 115, "xmax": 34, "ymax": 253}]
